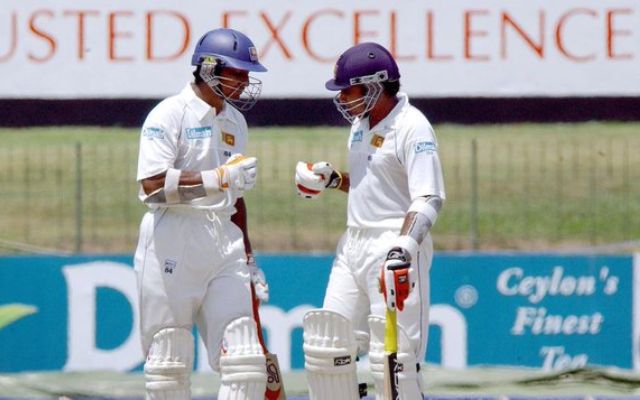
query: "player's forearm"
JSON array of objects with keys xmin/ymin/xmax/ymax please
[
  {"xmin": 399, "ymin": 195, "xmax": 443, "ymax": 245},
  {"xmin": 141, "ymin": 170, "xmax": 204, "ymax": 195}
]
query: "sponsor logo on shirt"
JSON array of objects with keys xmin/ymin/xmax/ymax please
[
  {"xmin": 351, "ymin": 130, "xmax": 363, "ymax": 143},
  {"xmin": 222, "ymin": 131, "xmax": 235, "ymax": 146},
  {"xmin": 370, "ymin": 134, "xmax": 385, "ymax": 148},
  {"xmin": 142, "ymin": 127, "xmax": 164, "ymax": 139},
  {"xmin": 185, "ymin": 127, "xmax": 212, "ymax": 139},
  {"xmin": 416, "ymin": 140, "xmax": 436, "ymax": 153}
]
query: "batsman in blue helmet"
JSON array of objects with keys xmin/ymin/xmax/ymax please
[
  {"xmin": 134, "ymin": 28, "xmax": 270, "ymax": 400},
  {"xmin": 296, "ymin": 42, "xmax": 446, "ymax": 399}
]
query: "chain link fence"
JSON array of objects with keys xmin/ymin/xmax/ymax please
[{"xmin": 0, "ymin": 127, "xmax": 638, "ymax": 254}]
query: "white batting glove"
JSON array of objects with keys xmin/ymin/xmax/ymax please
[
  {"xmin": 311, "ymin": 162, "xmax": 342, "ymax": 189},
  {"xmin": 219, "ymin": 154, "xmax": 257, "ymax": 192},
  {"xmin": 295, "ymin": 161, "xmax": 326, "ymax": 199},
  {"xmin": 379, "ymin": 236, "xmax": 418, "ymax": 312},
  {"xmin": 248, "ymin": 255, "xmax": 269, "ymax": 303},
  {"xmin": 295, "ymin": 161, "xmax": 342, "ymax": 199}
]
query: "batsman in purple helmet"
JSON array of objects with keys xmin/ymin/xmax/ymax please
[
  {"xmin": 296, "ymin": 42, "xmax": 446, "ymax": 399},
  {"xmin": 134, "ymin": 28, "xmax": 269, "ymax": 400}
]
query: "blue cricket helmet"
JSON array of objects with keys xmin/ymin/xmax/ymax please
[
  {"xmin": 326, "ymin": 42, "xmax": 399, "ymax": 91},
  {"xmin": 191, "ymin": 28, "xmax": 267, "ymax": 72}
]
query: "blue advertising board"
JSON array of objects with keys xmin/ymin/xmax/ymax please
[
  {"xmin": 0, "ymin": 253, "xmax": 637, "ymax": 373},
  {"xmin": 427, "ymin": 253, "xmax": 635, "ymax": 370}
]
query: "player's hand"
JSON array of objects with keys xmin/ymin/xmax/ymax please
[
  {"xmin": 295, "ymin": 161, "xmax": 326, "ymax": 199},
  {"xmin": 379, "ymin": 237, "xmax": 418, "ymax": 312},
  {"xmin": 311, "ymin": 162, "xmax": 342, "ymax": 189},
  {"xmin": 248, "ymin": 255, "xmax": 269, "ymax": 303},
  {"xmin": 295, "ymin": 161, "xmax": 342, "ymax": 199},
  {"xmin": 219, "ymin": 154, "xmax": 257, "ymax": 192}
]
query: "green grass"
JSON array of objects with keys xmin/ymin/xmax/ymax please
[{"xmin": 0, "ymin": 123, "xmax": 638, "ymax": 254}]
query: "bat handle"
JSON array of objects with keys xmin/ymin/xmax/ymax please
[
  {"xmin": 384, "ymin": 307, "xmax": 398, "ymax": 353},
  {"xmin": 250, "ymin": 282, "xmax": 268, "ymax": 354}
]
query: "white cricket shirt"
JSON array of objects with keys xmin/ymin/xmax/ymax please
[
  {"xmin": 137, "ymin": 83, "xmax": 248, "ymax": 210},
  {"xmin": 346, "ymin": 92, "xmax": 446, "ymax": 229}
]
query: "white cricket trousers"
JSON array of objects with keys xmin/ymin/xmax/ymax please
[
  {"xmin": 323, "ymin": 227, "xmax": 432, "ymax": 360},
  {"xmin": 134, "ymin": 207, "xmax": 252, "ymax": 371}
]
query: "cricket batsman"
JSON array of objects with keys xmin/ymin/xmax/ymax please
[
  {"xmin": 295, "ymin": 42, "xmax": 446, "ymax": 399},
  {"xmin": 134, "ymin": 28, "xmax": 269, "ymax": 400}
]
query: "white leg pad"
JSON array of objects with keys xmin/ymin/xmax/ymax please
[
  {"xmin": 144, "ymin": 327, "xmax": 194, "ymax": 400},
  {"xmin": 368, "ymin": 315, "xmax": 423, "ymax": 400},
  {"xmin": 367, "ymin": 316, "xmax": 386, "ymax": 400},
  {"xmin": 217, "ymin": 316, "xmax": 266, "ymax": 400},
  {"xmin": 355, "ymin": 329, "xmax": 370, "ymax": 357},
  {"xmin": 303, "ymin": 309, "xmax": 359, "ymax": 400}
]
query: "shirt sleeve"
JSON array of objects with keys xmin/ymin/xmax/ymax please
[
  {"xmin": 136, "ymin": 103, "xmax": 180, "ymax": 181},
  {"xmin": 401, "ymin": 116, "xmax": 446, "ymax": 201}
]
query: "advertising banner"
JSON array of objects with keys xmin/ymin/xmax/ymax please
[
  {"xmin": 0, "ymin": 253, "xmax": 637, "ymax": 373},
  {"xmin": 428, "ymin": 253, "xmax": 635, "ymax": 370},
  {"xmin": 1, "ymin": 0, "xmax": 638, "ymax": 98}
]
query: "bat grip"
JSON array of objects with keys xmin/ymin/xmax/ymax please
[
  {"xmin": 250, "ymin": 282, "xmax": 268, "ymax": 354},
  {"xmin": 384, "ymin": 307, "xmax": 398, "ymax": 353}
]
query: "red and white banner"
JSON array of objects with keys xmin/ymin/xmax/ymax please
[{"xmin": 1, "ymin": 0, "xmax": 638, "ymax": 98}]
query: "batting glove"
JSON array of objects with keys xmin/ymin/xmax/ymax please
[
  {"xmin": 248, "ymin": 254, "xmax": 269, "ymax": 303},
  {"xmin": 219, "ymin": 154, "xmax": 258, "ymax": 193},
  {"xmin": 311, "ymin": 161, "xmax": 342, "ymax": 189},
  {"xmin": 295, "ymin": 161, "xmax": 342, "ymax": 199},
  {"xmin": 379, "ymin": 236, "xmax": 418, "ymax": 312},
  {"xmin": 295, "ymin": 161, "xmax": 326, "ymax": 199}
]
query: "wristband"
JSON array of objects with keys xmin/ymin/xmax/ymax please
[
  {"xmin": 201, "ymin": 169, "xmax": 221, "ymax": 196},
  {"xmin": 164, "ymin": 168, "xmax": 181, "ymax": 204}
]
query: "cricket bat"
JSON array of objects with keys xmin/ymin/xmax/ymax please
[
  {"xmin": 251, "ymin": 283, "xmax": 287, "ymax": 400},
  {"xmin": 383, "ymin": 306, "xmax": 400, "ymax": 400}
]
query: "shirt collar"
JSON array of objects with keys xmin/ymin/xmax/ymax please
[
  {"xmin": 180, "ymin": 83, "xmax": 243, "ymax": 129},
  {"xmin": 217, "ymin": 101, "xmax": 240, "ymax": 126},
  {"xmin": 369, "ymin": 92, "xmax": 409, "ymax": 131},
  {"xmin": 181, "ymin": 83, "xmax": 217, "ymax": 121}
]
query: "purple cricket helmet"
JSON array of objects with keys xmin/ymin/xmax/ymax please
[
  {"xmin": 326, "ymin": 42, "xmax": 400, "ymax": 91},
  {"xmin": 326, "ymin": 42, "xmax": 400, "ymax": 123}
]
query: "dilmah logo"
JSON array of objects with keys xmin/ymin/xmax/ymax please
[
  {"xmin": 334, "ymin": 355, "xmax": 352, "ymax": 366},
  {"xmin": 164, "ymin": 259, "xmax": 177, "ymax": 274}
]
